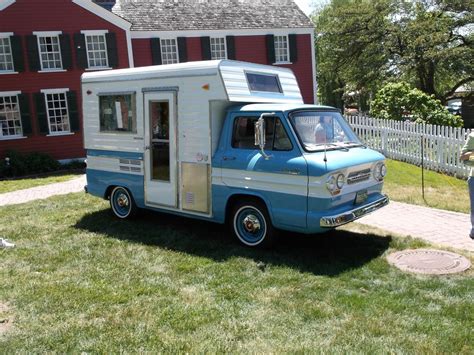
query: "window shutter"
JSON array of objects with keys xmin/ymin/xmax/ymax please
[
  {"xmin": 67, "ymin": 91, "xmax": 80, "ymax": 132},
  {"xmin": 34, "ymin": 93, "xmax": 49, "ymax": 135},
  {"xmin": 150, "ymin": 38, "xmax": 162, "ymax": 65},
  {"xmin": 226, "ymin": 36, "xmax": 236, "ymax": 60},
  {"xmin": 10, "ymin": 35, "xmax": 24, "ymax": 72},
  {"xmin": 59, "ymin": 34, "xmax": 72, "ymax": 70},
  {"xmin": 17, "ymin": 93, "xmax": 32, "ymax": 135},
  {"xmin": 289, "ymin": 34, "xmax": 298, "ymax": 63},
  {"xmin": 201, "ymin": 36, "xmax": 211, "ymax": 60},
  {"xmin": 177, "ymin": 37, "xmax": 187, "ymax": 63},
  {"xmin": 106, "ymin": 32, "xmax": 118, "ymax": 68},
  {"xmin": 73, "ymin": 33, "xmax": 88, "ymax": 69},
  {"xmin": 265, "ymin": 34, "xmax": 275, "ymax": 64},
  {"xmin": 26, "ymin": 35, "xmax": 41, "ymax": 71}
]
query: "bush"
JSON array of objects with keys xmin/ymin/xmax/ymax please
[
  {"xmin": 370, "ymin": 82, "xmax": 463, "ymax": 127},
  {"xmin": 0, "ymin": 150, "xmax": 61, "ymax": 178}
]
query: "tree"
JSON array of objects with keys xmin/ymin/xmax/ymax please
[
  {"xmin": 370, "ymin": 82, "xmax": 463, "ymax": 127},
  {"xmin": 314, "ymin": 0, "xmax": 474, "ymax": 105}
]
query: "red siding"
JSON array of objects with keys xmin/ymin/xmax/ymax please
[
  {"xmin": 0, "ymin": 0, "xmax": 130, "ymax": 160},
  {"xmin": 133, "ymin": 34, "xmax": 314, "ymax": 104}
]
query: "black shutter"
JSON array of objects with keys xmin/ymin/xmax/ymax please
[
  {"xmin": 106, "ymin": 32, "xmax": 118, "ymax": 68},
  {"xmin": 265, "ymin": 34, "xmax": 275, "ymax": 64},
  {"xmin": 10, "ymin": 35, "xmax": 24, "ymax": 72},
  {"xmin": 17, "ymin": 93, "xmax": 32, "ymax": 135},
  {"xmin": 59, "ymin": 34, "xmax": 72, "ymax": 70},
  {"xmin": 289, "ymin": 34, "xmax": 298, "ymax": 62},
  {"xmin": 74, "ymin": 33, "xmax": 88, "ymax": 69},
  {"xmin": 34, "ymin": 92, "xmax": 49, "ymax": 135},
  {"xmin": 201, "ymin": 36, "xmax": 211, "ymax": 60},
  {"xmin": 226, "ymin": 36, "xmax": 236, "ymax": 60},
  {"xmin": 67, "ymin": 91, "xmax": 80, "ymax": 132},
  {"xmin": 150, "ymin": 38, "xmax": 162, "ymax": 65},
  {"xmin": 177, "ymin": 37, "xmax": 187, "ymax": 63},
  {"xmin": 26, "ymin": 35, "xmax": 41, "ymax": 71}
]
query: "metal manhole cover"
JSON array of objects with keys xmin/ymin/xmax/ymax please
[{"xmin": 387, "ymin": 249, "xmax": 471, "ymax": 275}]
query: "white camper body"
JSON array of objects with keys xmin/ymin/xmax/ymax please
[{"xmin": 82, "ymin": 60, "xmax": 303, "ymax": 216}]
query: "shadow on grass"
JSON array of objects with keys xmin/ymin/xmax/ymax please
[{"xmin": 75, "ymin": 208, "xmax": 391, "ymax": 277}]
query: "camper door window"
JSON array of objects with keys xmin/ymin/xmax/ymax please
[{"xmin": 99, "ymin": 94, "xmax": 137, "ymax": 133}]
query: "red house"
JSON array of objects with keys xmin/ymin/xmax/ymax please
[{"xmin": 0, "ymin": 0, "xmax": 315, "ymax": 162}]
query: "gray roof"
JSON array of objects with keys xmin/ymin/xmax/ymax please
[{"xmin": 112, "ymin": 0, "xmax": 313, "ymax": 31}]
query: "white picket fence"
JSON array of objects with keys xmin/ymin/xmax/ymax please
[{"xmin": 346, "ymin": 115, "xmax": 472, "ymax": 179}]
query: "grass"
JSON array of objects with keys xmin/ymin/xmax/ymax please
[
  {"xmin": 0, "ymin": 172, "xmax": 82, "ymax": 194},
  {"xmin": 0, "ymin": 193, "xmax": 473, "ymax": 352},
  {"xmin": 383, "ymin": 159, "xmax": 470, "ymax": 213}
]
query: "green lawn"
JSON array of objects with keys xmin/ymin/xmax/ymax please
[
  {"xmin": 1, "ymin": 193, "xmax": 472, "ymax": 352},
  {"xmin": 383, "ymin": 159, "xmax": 470, "ymax": 213},
  {"xmin": 0, "ymin": 173, "xmax": 82, "ymax": 194}
]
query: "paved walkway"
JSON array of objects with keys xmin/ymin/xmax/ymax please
[
  {"xmin": 0, "ymin": 175, "xmax": 86, "ymax": 206},
  {"xmin": 0, "ymin": 175, "xmax": 473, "ymax": 252}
]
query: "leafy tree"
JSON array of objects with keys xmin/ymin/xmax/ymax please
[
  {"xmin": 314, "ymin": 0, "xmax": 474, "ymax": 106},
  {"xmin": 370, "ymin": 82, "xmax": 463, "ymax": 127}
]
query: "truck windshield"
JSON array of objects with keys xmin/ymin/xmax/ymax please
[{"xmin": 289, "ymin": 111, "xmax": 362, "ymax": 152}]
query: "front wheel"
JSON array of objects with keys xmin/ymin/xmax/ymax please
[
  {"xmin": 231, "ymin": 200, "xmax": 276, "ymax": 248},
  {"xmin": 110, "ymin": 186, "xmax": 137, "ymax": 219}
]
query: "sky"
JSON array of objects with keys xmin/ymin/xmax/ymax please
[{"xmin": 294, "ymin": 0, "xmax": 328, "ymax": 16}]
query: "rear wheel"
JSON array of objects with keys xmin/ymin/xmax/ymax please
[
  {"xmin": 110, "ymin": 186, "xmax": 137, "ymax": 219},
  {"xmin": 231, "ymin": 200, "xmax": 276, "ymax": 248}
]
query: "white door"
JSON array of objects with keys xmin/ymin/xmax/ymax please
[{"xmin": 144, "ymin": 92, "xmax": 177, "ymax": 207}]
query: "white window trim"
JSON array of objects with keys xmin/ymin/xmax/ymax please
[
  {"xmin": 160, "ymin": 38, "xmax": 179, "ymax": 65},
  {"xmin": 81, "ymin": 30, "xmax": 110, "ymax": 70},
  {"xmin": 0, "ymin": 32, "xmax": 15, "ymax": 74},
  {"xmin": 210, "ymin": 37, "xmax": 227, "ymax": 60},
  {"xmin": 274, "ymin": 35, "xmax": 290, "ymax": 64},
  {"xmin": 41, "ymin": 89, "xmax": 71, "ymax": 136},
  {"xmin": 34, "ymin": 32, "xmax": 64, "ymax": 72},
  {"xmin": 0, "ymin": 90, "xmax": 24, "ymax": 140}
]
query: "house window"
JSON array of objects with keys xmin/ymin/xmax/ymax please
[
  {"xmin": 37, "ymin": 35, "xmax": 63, "ymax": 70},
  {"xmin": 210, "ymin": 37, "xmax": 226, "ymax": 60},
  {"xmin": 0, "ymin": 94, "xmax": 22, "ymax": 138},
  {"xmin": 85, "ymin": 34, "xmax": 108, "ymax": 68},
  {"xmin": 44, "ymin": 91, "xmax": 70, "ymax": 134},
  {"xmin": 161, "ymin": 39, "xmax": 178, "ymax": 65},
  {"xmin": 0, "ymin": 36, "xmax": 14, "ymax": 72},
  {"xmin": 99, "ymin": 93, "xmax": 137, "ymax": 133},
  {"xmin": 274, "ymin": 35, "xmax": 289, "ymax": 63}
]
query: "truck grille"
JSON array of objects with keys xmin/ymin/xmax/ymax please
[{"xmin": 347, "ymin": 169, "xmax": 371, "ymax": 185}]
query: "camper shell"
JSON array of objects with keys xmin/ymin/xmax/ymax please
[{"xmin": 82, "ymin": 60, "xmax": 388, "ymax": 247}]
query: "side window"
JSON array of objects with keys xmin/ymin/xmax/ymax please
[
  {"xmin": 99, "ymin": 94, "xmax": 136, "ymax": 133},
  {"xmin": 232, "ymin": 116, "xmax": 292, "ymax": 151}
]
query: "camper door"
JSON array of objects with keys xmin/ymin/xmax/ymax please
[{"xmin": 144, "ymin": 92, "xmax": 177, "ymax": 207}]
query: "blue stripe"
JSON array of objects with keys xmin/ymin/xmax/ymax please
[{"xmin": 87, "ymin": 149, "xmax": 144, "ymax": 160}]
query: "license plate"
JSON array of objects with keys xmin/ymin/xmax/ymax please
[{"xmin": 355, "ymin": 190, "xmax": 368, "ymax": 205}]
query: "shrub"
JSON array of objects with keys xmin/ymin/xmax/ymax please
[
  {"xmin": 370, "ymin": 82, "xmax": 463, "ymax": 127},
  {"xmin": 0, "ymin": 150, "xmax": 61, "ymax": 178}
]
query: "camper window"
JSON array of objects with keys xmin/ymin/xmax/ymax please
[
  {"xmin": 231, "ymin": 116, "xmax": 292, "ymax": 151},
  {"xmin": 245, "ymin": 73, "xmax": 282, "ymax": 93},
  {"xmin": 99, "ymin": 94, "xmax": 136, "ymax": 133}
]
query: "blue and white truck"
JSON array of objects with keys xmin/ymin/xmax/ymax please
[{"xmin": 82, "ymin": 60, "xmax": 388, "ymax": 247}]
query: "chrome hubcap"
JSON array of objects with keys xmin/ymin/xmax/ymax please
[
  {"xmin": 117, "ymin": 194, "xmax": 129, "ymax": 207},
  {"xmin": 243, "ymin": 215, "xmax": 261, "ymax": 233}
]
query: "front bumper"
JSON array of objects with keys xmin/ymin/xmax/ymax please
[{"xmin": 320, "ymin": 194, "xmax": 389, "ymax": 228}]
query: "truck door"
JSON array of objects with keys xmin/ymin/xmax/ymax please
[
  {"xmin": 220, "ymin": 114, "xmax": 308, "ymax": 230},
  {"xmin": 144, "ymin": 91, "xmax": 178, "ymax": 208}
]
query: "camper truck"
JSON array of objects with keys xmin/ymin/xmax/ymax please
[{"xmin": 82, "ymin": 60, "xmax": 388, "ymax": 247}]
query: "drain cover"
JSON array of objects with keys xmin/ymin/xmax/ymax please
[{"xmin": 387, "ymin": 249, "xmax": 471, "ymax": 275}]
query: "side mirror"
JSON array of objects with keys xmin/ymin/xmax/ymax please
[{"xmin": 254, "ymin": 112, "xmax": 275, "ymax": 160}]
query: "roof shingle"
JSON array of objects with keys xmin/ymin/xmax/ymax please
[{"xmin": 112, "ymin": 0, "xmax": 314, "ymax": 31}]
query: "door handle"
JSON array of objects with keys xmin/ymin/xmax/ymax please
[
  {"xmin": 223, "ymin": 156, "xmax": 236, "ymax": 161},
  {"xmin": 281, "ymin": 169, "xmax": 300, "ymax": 175}
]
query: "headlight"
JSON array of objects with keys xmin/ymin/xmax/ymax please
[
  {"xmin": 326, "ymin": 175, "xmax": 336, "ymax": 192},
  {"xmin": 336, "ymin": 173, "xmax": 345, "ymax": 189},
  {"xmin": 374, "ymin": 162, "xmax": 386, "ymax": 181}
]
